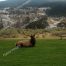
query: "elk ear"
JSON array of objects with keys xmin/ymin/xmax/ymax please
[
  {"xmin": 33, "ymin": 34, "xmax": 35, "ymax": 36},
  {"xmin": 31, "ymin": 34, "xmax": 35, "ymax": 37}
]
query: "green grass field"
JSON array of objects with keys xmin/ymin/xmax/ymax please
[{"xmin": 0, "ymin": 39, "xmax": 66, "ymax": 66}]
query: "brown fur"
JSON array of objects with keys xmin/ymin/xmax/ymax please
[
  {"xmin": 16, "ymin": 41, "xmax": 32, "ymax": 47},
  {"xmin": 16, "ymin": 35, "xmax": 36, "ymax": 47}
]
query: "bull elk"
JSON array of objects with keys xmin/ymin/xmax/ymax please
[{"xmin": 16, "ymin": 35, "xmax": 36, "ymax": 47}]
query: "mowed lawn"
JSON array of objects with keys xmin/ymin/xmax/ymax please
[{"xmin": 0, "ymin": 39, "xmax": 66, "ymax": 66}]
